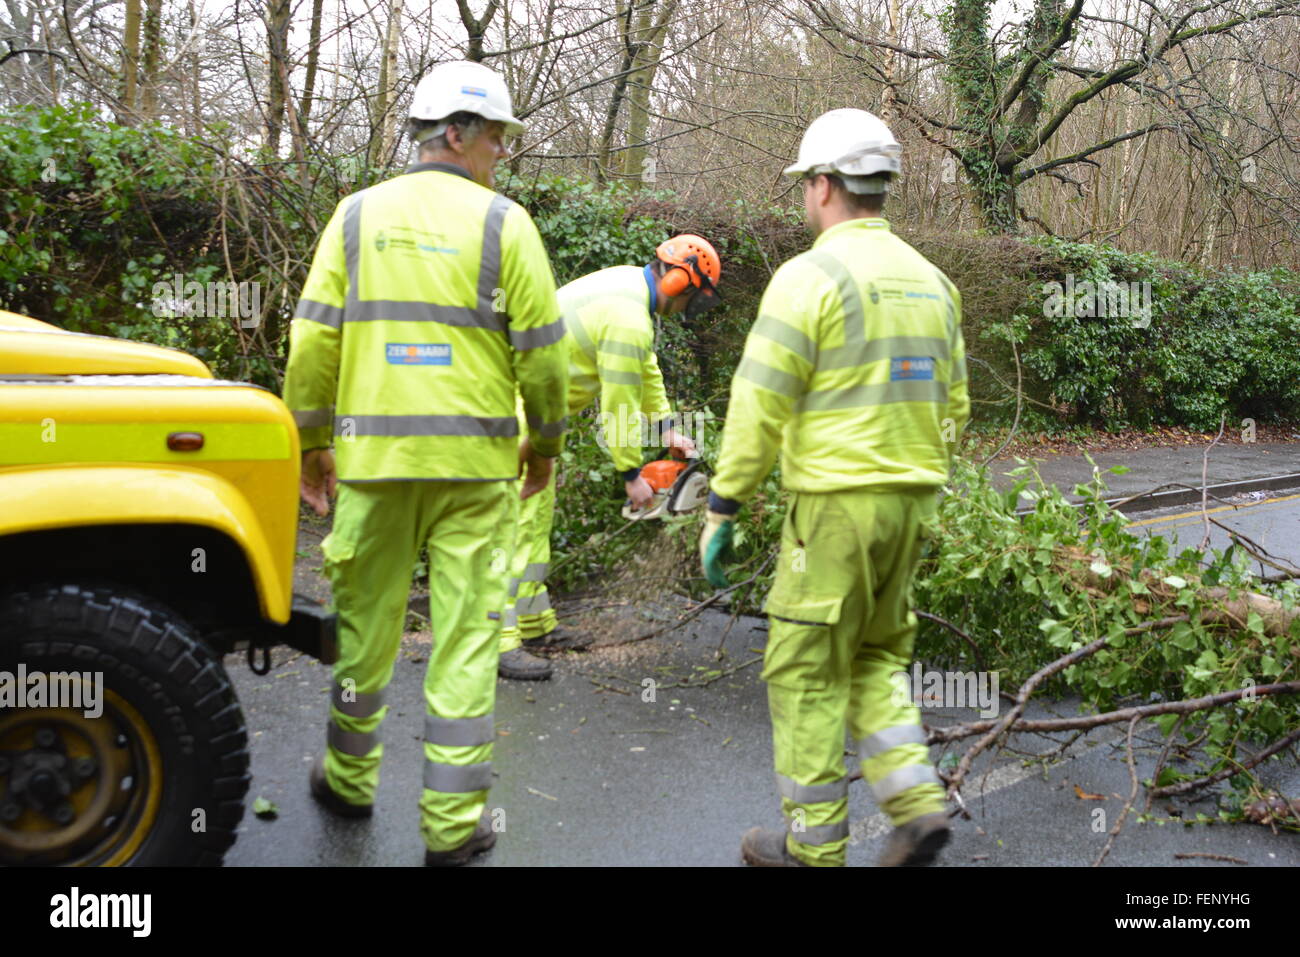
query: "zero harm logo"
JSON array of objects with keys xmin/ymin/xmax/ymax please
[
  {"xmin": 890, "ymin": 356, "xmax": 934, "ymax": 381},
  {"xmin": 386, "ymin": 343, "xmax": 452, "ymax": 365}
]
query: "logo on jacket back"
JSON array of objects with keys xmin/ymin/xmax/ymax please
[
  {"xmin": 387, "ymin": 343, "xmax": 452, "ymax": 365},
  {"xmin": 890, "ymin": 356, "xmax": 934, "ymax": 381},
  {"xmin": 375, "ymin": 231, "xmax": 387, "ymax": 252}
]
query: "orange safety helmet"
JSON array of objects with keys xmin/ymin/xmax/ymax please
[{"xmin": 655, "ymin": 235, "xmax": 723, "ymax": 317}]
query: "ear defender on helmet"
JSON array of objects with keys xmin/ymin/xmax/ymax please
[
  {"xmin": 660, "ymin": 261, "xmax": 694, "ymax": 298},
  {"xmin": 655, "ymin": 235, "xmax": 723, "ymax": 317}
]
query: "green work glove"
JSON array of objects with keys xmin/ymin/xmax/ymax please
[{"xmin": 698, "ymin": 510, "xmax": 735, "ymax": 589}]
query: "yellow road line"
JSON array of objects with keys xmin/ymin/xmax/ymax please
[{"xmin": 1125, "ymin": 492, "xmax": 1300, "ymax": 528}]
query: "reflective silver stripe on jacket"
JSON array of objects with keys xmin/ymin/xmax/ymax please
[
  {"xmin": 296, "ymin": 298, "xmax": 344, "ymax": 329},
  {"xmin": 859, "ymin": 723, "xmax": 927, "ymax": 758},
  {"xmin": 526, "ymin": 413, "xmax": 567, "ymax": 439},
  {"xmin": 600, "ymin": 339, "xmax": 648, "ymax": 361},
  {"xmin": 334, "ymin": 414, "xmax": 519, "ymax": 438},
  {"xmin": 815, "ymin": 335, "xmax": 949, "ymax": 373},
  {"xmin": 478, "ymin": 194, "xmax": 511, "ymax": 322},
  {"xmin": 798, "ymin": 248, "xmax": 950, "ymax": 407},
  {"xmin": 328, "ymin": 723, "xmax": 378, "ymax": 757},
  {"xmin": 294, "ymin": 408, "xmax": 334, "ymax": 428},
  {"xmin": 787, "ymin": 818, "xmax": 849, "ymax": 845},
  {"xmin": 331, "ymin": 682, "xmax": 385, "ymax": 718},
  {"xmin": 345, "ymin": 299, "xmax": 501, "ymax": 329},
  {"xmin": 423, "ymin": 760, "xmax": 493, "ymax": 793},
  {"xmin": 424, "ymin": 713, "xmax": 496, "ymax": 748},
  {"xmin": 565, "ymin": 306, "xmax": 598, "ymax": 362},
  {"xmin": 872, "ymin": 764, "xmax": 941, "ymax": 804},
  {"xmin": 342, "ymin": 192, "xmax": 363, "ymax": 307},
  {"xmin": 510, "ymin": 317, "xmax": 566, "ymax": 351},
  {"xmin": 797, "ymin": 379, "xmax": 948, "ymax": 413},
  {"xmin": 805, "ymin": 248, "xmax": 866, "ymax": 357},
  {"xmin": 752, "ymin": 313, "xmax": 816, "ymax": 365},
  {"xmin": 776, "ymin": 773, "xmax": 848, "ymax": 804},
  {"xmin": 515, "ymin": 592, "xmax": 552, "ymax": 615},
  {"xmin": 339, "ymin": 189, "xmax": 511, "ymax": 333},
  {"xmin": 520, "ymin": 562, "xmax": 548, "ymax": 582},
  {"xmin": 502, "ymin": 606, "xmax": 518, "ymax": 628},
  {"xmin": 737, "ymin": 356, "xmax": 805, "ymax": 398},
  {"xmin": 597, "ymin": 367, "xmax": 641, "ymax": 386}
]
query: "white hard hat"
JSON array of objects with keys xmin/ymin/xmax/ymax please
[
  {"xmin": 409, "ymin": 60, "xmax": 524, "ymax": 139},
  {"xmin": 784, "ymin": 108, "xmax": 901, "ymax": 192}
]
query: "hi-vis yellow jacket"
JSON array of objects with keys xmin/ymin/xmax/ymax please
[
  {"xmin": 283, "ymin": 162, "xmax": 569, "ymax": 482},
  {"xmin": 558, "ymin": 265, "xmax": 674, "ymax": 475},
  {"xmin": 710, "ymin": 218, "xmax": 968, "ymax": 507}
]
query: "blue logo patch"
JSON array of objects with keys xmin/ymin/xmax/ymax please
[
  {"xmin": 387, "ymin": 343, "xmax": 451, "ymax": 365},
  {"xmin": 461, "ymin": 85, "xmax": 488, "ymax": 97},
  {"xmin": 890, "ymin": 356, "xmax": 934, "ymax": 381}
]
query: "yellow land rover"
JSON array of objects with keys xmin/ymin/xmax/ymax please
[{"xmin": 0, "ymin": 311, "xmax": 334, "ymax": 866}]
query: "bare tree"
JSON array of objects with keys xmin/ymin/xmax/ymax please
[{"xmin": 795, "ymin": 0, "xmax": 1300, "ymax": 234}]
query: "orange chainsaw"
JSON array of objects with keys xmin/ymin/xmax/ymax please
[{"xmin": 621, "ymin": 451, "xmax": 711, "ymax": 521}]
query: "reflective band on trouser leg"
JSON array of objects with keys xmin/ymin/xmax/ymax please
[
  {"xmin": 423, "ymin": 760, "xmax": 494, "ymax": 793},
  {"xmin": 421, "ymin": 480, "xmax": 517, "ymax": 852},
  {"xmin": 323, "ymin": 481, "xmax": 418, "ymax": 807},
  {"xmin": 777, "ymin": 771, "xmax": 850, "ymax": 858},
  {"xmin": 859, "ymin": 722, "xmax": 926, "ymax": 757},
  {"xmin": 423, "ymin": 713, "xmax": 495, "ymax": 796},
  {"xmin": 854, "ymin": 680, "xmax": 946, "ymax": 830},
  {"xmin": 847, "ymin": 488, "xmax": 946, "ymax": 827},
  {"xmin": 762, "ymin": 491, "xmax": 879, "ymax": 866},
  {"xmin": 328, "ymin": 724, "xmax": 378, "ymax": 758},
  {"xmin": 498, "ymin": 445, "xmax": 557, "ymax": 652},
  {"xmin": 332, "ymin": 682, "xmax": 384, "ymax": 718},
  {"xmin": 765, "ymin": 603, "xmax": 852, "ymax": 866},
  {"xmin": 425, "ymin": 713, "xmax": 495, "ymax": 748},
  {"xmin": 871, "ymin": 763, "xmax": 941, "ymax": 804}
]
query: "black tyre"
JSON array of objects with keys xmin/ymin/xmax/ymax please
[{"xmin": 0, "ymin": 584, "xmax": 250, "ymax": 866}]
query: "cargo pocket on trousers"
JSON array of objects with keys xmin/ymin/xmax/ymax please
[
  {"xmin": 320, "ymin": 532, "xmax": 357, "ymax": 591},
  {"xmin": 760, "ymin": 594, "xmax": 842, "ymax": 691}
]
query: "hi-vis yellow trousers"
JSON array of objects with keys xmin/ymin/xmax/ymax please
[
  {"xmin": 321, "ymin": 479, "xmax": 516, "ymax": 852},
  {"xmin": 762, "ymin": 487, "xmax": 946, "ymax": 866}
]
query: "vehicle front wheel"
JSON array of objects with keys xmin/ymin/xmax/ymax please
[{"xmin": 0, "ymin": 584, "xmax": 250, "ymax": 866}]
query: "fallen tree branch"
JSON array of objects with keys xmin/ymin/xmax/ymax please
[
  {"xmin": 1149, "ymin": 725, "xmax": 1300, "ymax": 798},
  {"xmin": 1057, "ymin": 544, "xmax": 1299, "ymax": 637},
  {"xmin": 1093, "ymin": 715, "xmax": 1141, "ymax": 867},
  {"xmin": 1144, "ymin": 714, "xmax": 1187, "ymax": 815},
  {"xmin": 928, "ymin": 680, "xmax": 1300, "ymax": 743},
  {"xmin": 916, "ymin": 610, "xmax": 987, "ymax": 671},
  {"xmin": 944, "ymin": 620, "xmax": 1149, "ymax": 799}
]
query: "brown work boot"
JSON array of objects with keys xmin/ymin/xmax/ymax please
[
  {"xmin": 523, "ymin": 626, "xmax": 594, "ymax": 652},
  {"xmin": 498, "ymin": 647, "xmax": 553, "ymax": 680},
  {"xmin": 740, "ymin": 827, "xmax": 811, "ymax": 867},
  {"xmin": 877, "ymin": 812, "xmax": 950, "ymax": 866},
  {"xmin": 308, "ymin": 756, "xmax": 373, "ymax": 819},
  {"xmin": 424, "ymin": 809, "xmax": 497, "ymax": 867}
]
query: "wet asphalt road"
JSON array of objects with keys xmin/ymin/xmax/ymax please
[
  {"xmin": 222, "ymin": 464, "xmax": 1300, "ymax": 867},
  {"xmin": 224, "ymin": 591, "xmax": 1299, "ymax": 867}
]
